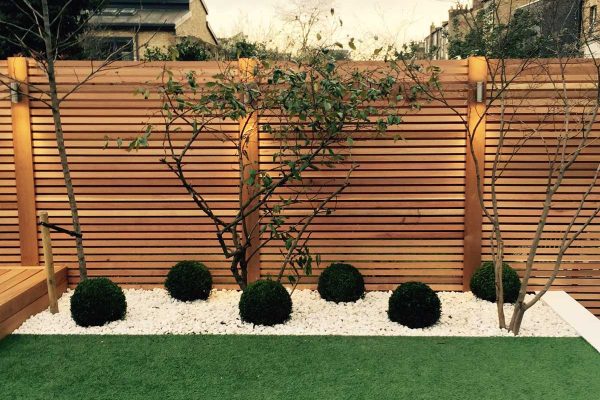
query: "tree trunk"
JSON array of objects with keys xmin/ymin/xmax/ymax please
[
  {"xmin": 510, "ymin": 302, "xmax": 526, "ymax": 335},
  {"xmin": 41, "ymin": 0, "xmax": 87, "ymax": 280},
  {"xmin": 230, "ymin": 252, "xmax": 247, "ymax": 290},
  {"xmin": 494, "ymin": 252, "xmax": 506, "ymax": 329}
]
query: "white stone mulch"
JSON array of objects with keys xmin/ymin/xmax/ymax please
[{"xmin": 15, "ymin": 289, "xmax": 578, "ymax": 337}]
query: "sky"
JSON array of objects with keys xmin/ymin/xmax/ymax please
[{"xmin": 204, "ymin": 0, "xmax": 466, "ymax": 56}]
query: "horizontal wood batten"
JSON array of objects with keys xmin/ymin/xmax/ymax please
[{"xmin": 0, "ymin": 58, "xmax": 597, "ymax": 317}]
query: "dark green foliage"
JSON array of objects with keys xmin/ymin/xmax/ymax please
[
  {"xmin": 173, "ymin": 37, "xmax": 211, "ymax": 61},
  {"xmin": 239, "ymin": 280, "xmax": 292, "ymax": 326},
  {"xmin": 388, "ymin": 282, "xmax": 441, "ymax": 329},
  {"xmin": 144, "ymin": 36, "xmax": 289, "ymax": 61},
  {"xmin": 317, "ymin": 263, "xmax": 365, "ymax": 303},
  {"xmin": 448, "ymin": 8, "xmax": 572, "ymax": 59},
  {"xmin": 144, "ymin": 37, "xmax": 211, "ymax": 61},
  {"xmin": 226, "ymin": 38, "xmax": 263, "ymax": 59},
  {"xmin": 70, "ymin": 277, "xmax": 126, "ymax": 327},
  {"xmin": 470, "ymin": 261, "xmax": 521, "ymax": 303},
  {"xmin": 165, "ymin": 260, "xmax": 213, "ymax": 301},
  {"xmin": 0, "ymin": 0, "xmax": 104, "ymax": 59}
]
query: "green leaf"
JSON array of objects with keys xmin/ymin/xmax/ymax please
[
  {"xmin": 285, "ymin": 237, "xmax": 293, "ymax": 250},
  {"xmin": 348, "ymin": 38, "xmax": 356, "ymax": 50},
  {"xmin": 346, "ymin": 137, "xmax": 354, "ymax": 146},
  {"xmin": 246, "ymin": 169, "xmax": 257, "ymax": 186}
]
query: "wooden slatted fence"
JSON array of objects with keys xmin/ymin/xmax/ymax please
[
  {"xmin": 482, "ymin": 59, "xmax": 600, "ymax": 316},
  {"xmin": 258, "ymin": 60, "xmax": 469, "ymax": 291},
  {"xmin": 0, "ymin": 60, "xmax": 20, "ymax": 266},
  {"xmin": 0, "ymin": 57, "xmax": 598, "ymax": 316}
]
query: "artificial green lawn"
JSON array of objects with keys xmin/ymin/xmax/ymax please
[{"xmin": 0, "ymin": 335, "xmax": 598, "ymax": 399}]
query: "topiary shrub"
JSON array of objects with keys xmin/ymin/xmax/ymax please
[
  {"xmin": 470, "ymin": 261, "xmax": 521, "ymax": 303},
  {"xmin": 388, "ymin": 281, "xmax": 441, "ymax": 329},
  {"xmin": 317, "ymin": 262, "xmax": 365, "ymax": 303},
  {"xmin": 239, "ymin": 280, "xmax": 292, "ymax": 326},
  {"xmin": 165, "ymin": 260, "xmax": 213, "ymax": 301},
  {"xmin": 70, "ymin": 278, "xmax": 127, "ymax": 327}
]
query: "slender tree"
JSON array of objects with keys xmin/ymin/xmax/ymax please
[
  {"xmin": 0, "ymin": 0, "xmax": 140, "ymax": 280},
  {"xmin": 398, "ymin": 5, "xmax": 599, "ymax": 334}
]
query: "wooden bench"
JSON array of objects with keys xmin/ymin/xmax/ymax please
[{"xmin": 0, "ymin": 265, "xmax": 68, "ymax": 339}]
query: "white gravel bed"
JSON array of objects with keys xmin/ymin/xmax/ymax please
[{"xmin": 15, "ymin": 289, "xmax": 578, "ymax": 337}]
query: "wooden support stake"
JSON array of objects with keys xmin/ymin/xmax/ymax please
[
  {"xmin": 8, "ymin": 57, "xmax": 39, "ymax": 266},
  {"xmin": 463, "ymin": 56, "xmax": 487, "ymax": 290},
  {"xmin": 239, "ymin": 58, "xmax": 261, "ymax": 283},
  {"xmin": 39, "ymin": 211, "xmax": 58, "ymax": 313}
]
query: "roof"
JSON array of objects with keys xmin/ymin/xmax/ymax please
[
  {"xmin": 107, "ymin": 0, "xmax": 188, "ymax": 9},
  {"xmin": 206, "ymin": 21, "xmax": 218, "ymax": 44},
  {"xmin": 90, "ymin": 9, "xmax": 189, "ymax": 30},
  {"xmin": 106, "ymin": 0, "xmax": 209, "ymax": 14},
  {"xmin": 91, "ymin": 0, "xmax": 216, "ymax": 40}
]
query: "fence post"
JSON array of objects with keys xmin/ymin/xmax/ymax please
[
  {"xmin": 238, "ymin": 58, "xmax": 261, "ymax": 283},
  {"xmin": 463, "ymin": 56, "xmax": 487, "ymax": 290},
  {"xmin": 8, "ymin": 57, "xmax": 38, "ymax": 266},
  {"xmin": 39, "ymin": 211, "xmax": 58, "ymax": 313}
]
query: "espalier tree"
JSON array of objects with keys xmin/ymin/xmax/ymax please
[{"xmin": 133, "ymin": 48, "xmax": 429, "ymax": 289}]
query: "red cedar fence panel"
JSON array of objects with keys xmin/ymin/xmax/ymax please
[
  {"xmin": 0, "ymin": 60, "xmax": 20, "ymax": 266},
  {"xmin": 483, "ymin": 60, "xmax": 600, "ymax": 316},
  {"xmin": 1, "ymin": 58, "xmax": 598, "ymax": 316},
  {"xmin": 26, "ymin": 60, "xmax": 241, "ymax": 288},
  {"xmin": 258, "ymin": 60, "xmax": 469, "ymax": 291}
]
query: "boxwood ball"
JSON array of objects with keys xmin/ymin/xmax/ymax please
[
  {"xmin": 388, "ymin": 281, "xmax": 441, "ymax": 329},
  {"xmin": 470, "ymin": 261, "xmax": 521, "ymax": 303},
  {"xmin": 165, "ymin": 260, "xmax": 213, "ymax": 301},
  {"xmin": 239, "ymin": 279, "xmax": 292, "ymax": 326},
  {"xmin": 70, "ymin": 277, "xmax": 127, "ymax": 327},
  {"xmin": 317, "ymin": 262, "xmax": 365, "ymax": 303}
]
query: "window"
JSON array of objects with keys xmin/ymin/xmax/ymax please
[
  {"xmin": 590, "ymin": 6, "xmax": 598, "ymax": 34},
  {"xmin": 101, "ymin": 8, "xmax": 137, "ymax": 16},
  {"xmin": 101, "ymin": 8, "xmax": 119, "ymax": 16}
]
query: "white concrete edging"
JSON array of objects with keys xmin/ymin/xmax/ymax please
[{"xmin": 541, "ymin": 291, "xmax": 600, "ymax": 353}]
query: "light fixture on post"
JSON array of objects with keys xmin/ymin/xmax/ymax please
[
  {"xmin": 476, "ymin": 81, "xmax": 484, "ymax": 103},
  {"xmin": 10, "ymin": 81, "xmax": 21, "ymax": 104}
]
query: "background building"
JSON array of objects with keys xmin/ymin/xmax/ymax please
[
  {"xmin": 422, "ymin": 0, "xmax": 589, "ymax": 59},
  {"xmin": 424, "ymin": 21, "xmax": 449, "ymax": 60},
  {"xmin": 582, "ymin": 0, "xmax": 600, "ymax": 56},
  {"xmin": 516, "ymin": 0, "xmax": 583, "ymax": 53},
  {"xmin": 88, "ymin": 0, "xmax": 218, "ymax": 60}
]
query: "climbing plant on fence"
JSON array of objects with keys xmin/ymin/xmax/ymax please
[{"xmin": 132, "ymin": 51, "xmax": 430, "ymax": 289}]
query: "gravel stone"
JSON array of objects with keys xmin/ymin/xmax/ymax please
[{"xmin": 15, "ymin": 289, "xmax": 578, "ymax": 337}]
